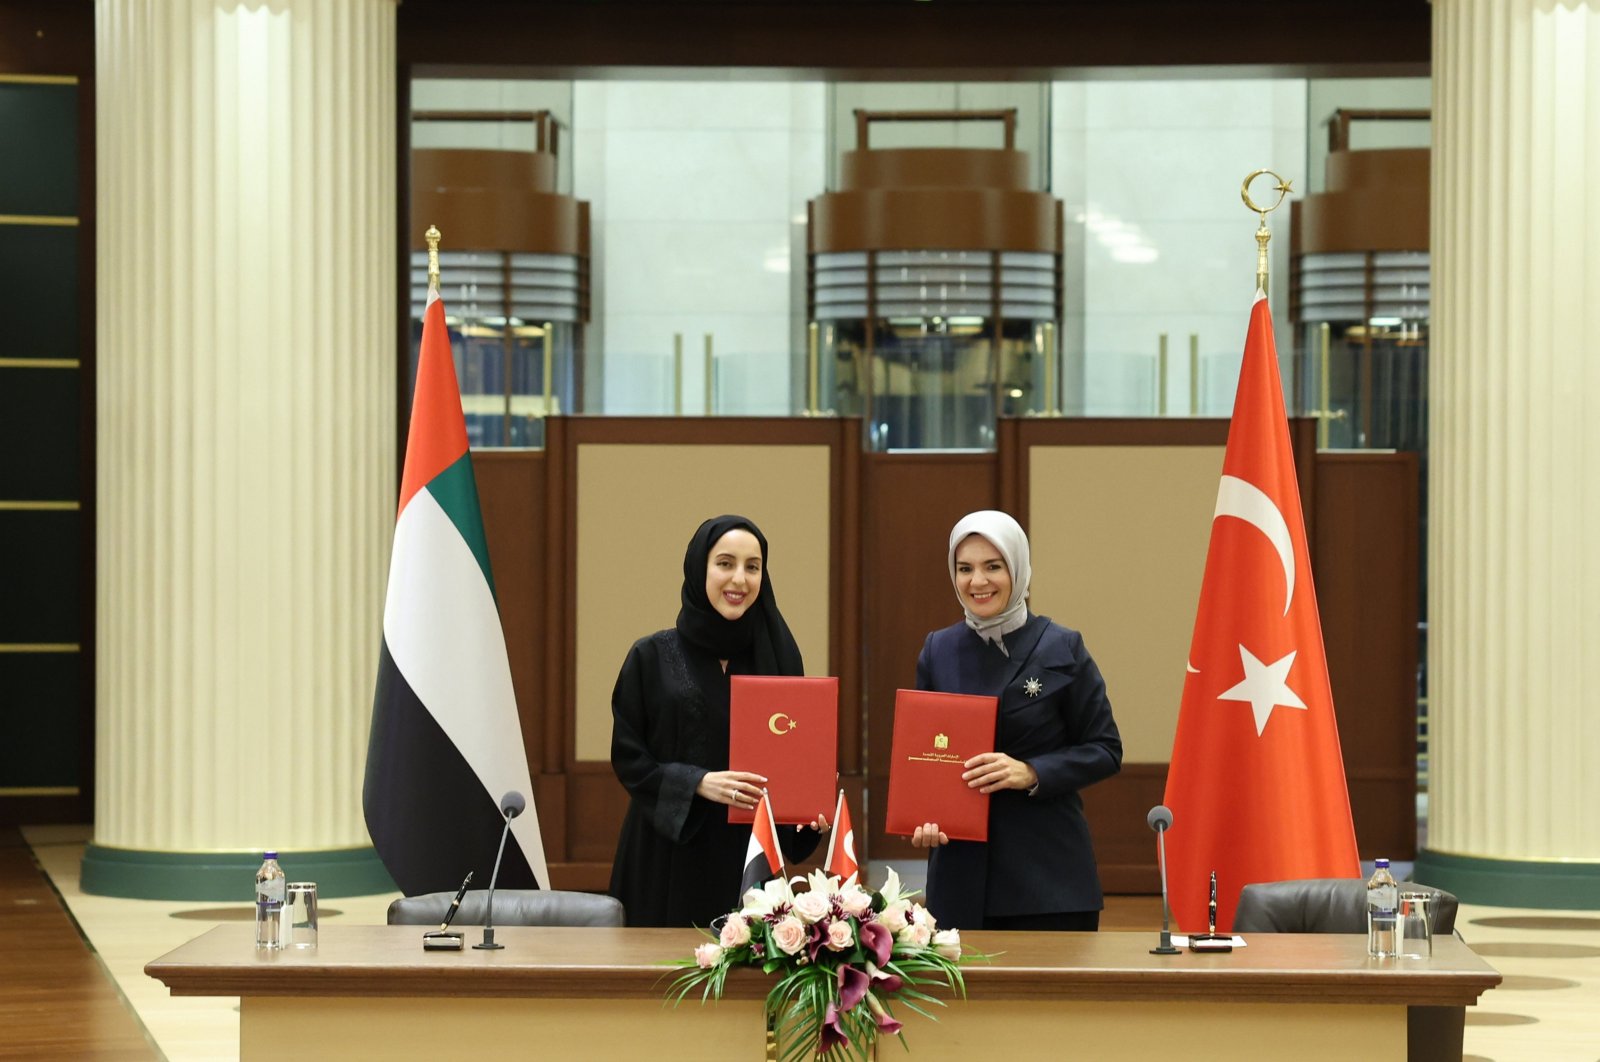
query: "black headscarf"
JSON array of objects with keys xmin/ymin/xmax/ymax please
[{"xmin": 675, "ymin": 515, "xmax": 804, "ymax": 676}]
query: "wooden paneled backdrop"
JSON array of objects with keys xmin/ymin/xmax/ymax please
[{"xmin": 478, "ymin": 416, "xmax": 1417, "ymax": 893}]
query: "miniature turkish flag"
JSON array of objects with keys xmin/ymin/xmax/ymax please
[
  {"xmin": 1163, "ymin": 293, "xmax": 1360, "ymax": 933},
  {"xmin": 824, "ymin": 789, "xmax": 859, "ymax": 884}
]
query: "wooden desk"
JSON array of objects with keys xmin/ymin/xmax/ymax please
[{"xmin": 147, "ymin": 927, "xmax": 1499, "ymax": 1061}]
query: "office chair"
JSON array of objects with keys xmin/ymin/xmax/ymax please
[{"xmin": 387, "ymin": 889, "xmax": 626, "ymax": 928}]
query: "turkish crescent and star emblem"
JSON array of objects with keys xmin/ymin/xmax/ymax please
[
  {"xmin": 766, "ymin": 712, "xmax": 797, "ymax": 735},
  {"xmin": 1193, "ymin": 474, "xmax": 1310, "ymax": 737}
]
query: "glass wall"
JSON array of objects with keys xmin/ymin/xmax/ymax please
[{"xmin": 408, "ymin": 73, "xmax": 1429, "ymax": 438}]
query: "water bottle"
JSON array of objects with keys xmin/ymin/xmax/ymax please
[
  {"xmin": 1366, "ymin": 858, "xmax": 1399, "ymax": 958},
  {"xmin": 255, "ymin": 851, "xmax": 286, "ymax": 950}
]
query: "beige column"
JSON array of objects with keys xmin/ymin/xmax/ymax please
[
  {"xmin": 1421, "ymin": 0, "xmax": 1600, "ymax": 905},
  {"xmin": 85, "ymin": 0, "xmax": 397, "ymax": 898}
]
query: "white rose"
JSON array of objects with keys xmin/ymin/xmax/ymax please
[
  {"xmin": 719, "ymin": 914, "xmax": 751, "ymax": 948},
  {"xmin": 694, "ymin": 942, "xmax": 723, "ymax": 969},
  {"xmin": 793, "ymin": 890, "xmax": 831, "ymax": 925},
  {"xmin": 880, "ymin": 899, "xmax": 910, "ymax": 933},
  {"xmin": 932, "ymin": 928, "xmax": 961, "ymax": 960}
]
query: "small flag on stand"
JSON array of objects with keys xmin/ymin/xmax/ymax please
[
  {"xmin": 1162, "ymin": 291, "xmax": 1359, "ymax": 933},
  {"xmin": 739, "ymin": 790, "xmax": 786, "ymax": 898},
  {"xmin": 823, "ymin": 789, "xmax": 859, "ymax": 884}
]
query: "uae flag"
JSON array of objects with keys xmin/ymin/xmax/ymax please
[
  {"xmin": 363, "ymin": 285, "xmax": 549, "ymax": 895},
  {"xmin": 739, "ymin": 790, "xmax": 786, "ymax": 898},
  {"xmin": 824, "ymin": 789, "xmax": 859, "ymax": 884},
  {"xmin": 1163, "ymin": 293, "xmax": 1359, "ymax": 933}
]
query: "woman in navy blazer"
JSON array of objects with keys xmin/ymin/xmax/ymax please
[{"xmin": 911, "ymin": 510, "xmax": 1123, "ymax": 931}]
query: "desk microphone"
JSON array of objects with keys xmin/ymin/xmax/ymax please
[
  {"xmin": 1147, "ymin": 804, "xmax": 1181, "ymax": 955},
  {"xmin": 473, "ymin": 790, "xmax": 526, "ymax": 951}
]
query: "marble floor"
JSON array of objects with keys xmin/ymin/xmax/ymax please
[{"xmin": 20, "ymin": 827, "xmax": 1600, "ymax": 1061}]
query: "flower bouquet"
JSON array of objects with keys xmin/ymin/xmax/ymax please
[{"xmin": 668, "ymin": 868, "xmax": 976, "ymax": 1061}]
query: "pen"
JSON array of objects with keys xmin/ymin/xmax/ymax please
[
  {"xmin": 1203, "ymin": 870, "xmax": 1216, "ymax": 940},
  {"xmin": 440, "ymin": 871, "xmax": 473, "ymax": 931}
]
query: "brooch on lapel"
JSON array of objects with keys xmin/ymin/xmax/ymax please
[{"xmin": 1022, "ymin": 677, "xmax": 1043, "ymax": 697}]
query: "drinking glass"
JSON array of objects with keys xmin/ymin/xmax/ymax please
[
  {"xmin": 1398, "ymin": 891, "xmax": 1432, "ymax": 959},
  {"xmin": 284, "ymin": 882, "xmax": 319, "ymax": 949}
]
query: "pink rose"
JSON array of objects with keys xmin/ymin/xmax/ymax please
[
  {"xmin": 896, "ymin": 921, "xmax": 932, "ymax": 948},
  {"xmin": 932, "ymin": 928, "xmax": 961, "ymax": 960},
  {"xmin": 880, "ymin": 900, "xmax": 910, "ymax": 933},
  {"xmin": 793, "ymin": 890, "xmax": 831, "ymax": 925},
  {"xmin": 838, "ymin": 886, "xmax": 874, "ymax": 919},
  {"xmin": 825, "ymin": 920, "xmax": 855, "ymax": 951},
  {"xmin": 719, "ymin": 914, "xmax": 751, "ymax": 948},
  {"xmin": 772, "ymin": 915, "xmax": 808, "ymax": 955},
  {"xmin": 694, "ymin": 942, "xmax": 723, "ymax": 968}
]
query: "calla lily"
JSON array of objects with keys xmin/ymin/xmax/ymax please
[
  {"xmin": 819, "ymin": 1002, "xmax": 851, "ymax": 1053},
  {"xmin": 864, "ymin": 991, "xmax": 904, "ymax": 1036},
  {"xmin": 837, "ymin": 962, "xmax": 870, "ymax": 1011},
  {"xmin": 858, "ymin": 920, "xmax": 893, "ymax": 966},
  {"xmin": 865, "ymin": 960, "xmax": 903, "ymax": 995}
]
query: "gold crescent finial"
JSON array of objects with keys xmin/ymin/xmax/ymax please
[
  {"xmin": 425, "ymin": 225, "xmax": 442, "ymax": 291},
  {"xmin": 1240, "ymin": 170, "xmax": 1293, "ymax": 297}
]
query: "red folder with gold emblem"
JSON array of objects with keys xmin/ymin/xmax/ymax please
[
  {"xmin": 729, "ymin": 676, "xmax": 838, "ymax": 825},
  {"xmin": 884, "ymin": 689, "xmax": 998, "ymax": 842}
]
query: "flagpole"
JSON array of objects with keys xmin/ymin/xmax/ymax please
[
  {"xmin": 425, "ymin": 224, "xmax": 442, "ymax": 295},
  {"xmin": 1240, "ymin": 170, "xmax": 1293, "ymax": 297}
]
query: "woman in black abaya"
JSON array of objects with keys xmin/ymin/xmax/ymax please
[{"xmin": 608, "ymin": 515, "xmax": 826, "ymax": 927}]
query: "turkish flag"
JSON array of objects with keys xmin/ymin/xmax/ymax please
[
  {"xmin": 1162, "ymin": 294, "xmax": 1360, "ymax": 933},
  {"xmin": 824, "ymin": 789, "xmax": 859, "ymax": 884}
]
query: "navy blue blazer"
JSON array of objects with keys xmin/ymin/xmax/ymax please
[{"xmin": 916, "ymin": 614, "xmax": 1122, "ymax": 927}]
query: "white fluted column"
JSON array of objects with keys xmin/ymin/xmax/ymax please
[
  {"xmin": 86, "ymin": 0, "xmax": 397, "ymax": 897},
  {"xmin": 1422, "ymin": 0, "xmax": 1600, "ymax": 906}
]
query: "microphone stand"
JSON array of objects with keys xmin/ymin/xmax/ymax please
[
  {"xmin": 474, "ymin": 801, "xmax": 519, "ymax": 951},
  {"xmin": 1151, "ymin": 818, "xmax": 1181, "ymax": 956}
]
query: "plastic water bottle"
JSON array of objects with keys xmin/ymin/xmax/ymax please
[
  {"xmin": 255, "ymin": 851, "xmax": 286, "ymax": 950},
  {"xmin": 1366, "ymin": 858, "xmax": 1399, "ymax": 958}
]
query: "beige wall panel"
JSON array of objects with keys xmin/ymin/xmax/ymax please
[
  {"xmin": 1027, "ymin": 445, "xmax": 1222, "ymax": 763},
  {"xmin": 574, "ymin": 444, "xmax": 831, "ymax": 761}
]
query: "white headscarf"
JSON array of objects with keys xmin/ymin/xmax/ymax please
[{"xmin": 947, "ymin": 510, "xmax": 1032, "ymax": 655}]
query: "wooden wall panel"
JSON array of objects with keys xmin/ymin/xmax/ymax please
[
  {"xmin": 471, "ymin": 420, "xmax": 1419, "ymax": 898},
  {"xmin": 861, "ymin": 453, "xmax": 998, "ymax": 862},
  {"xmin": 1312, "ymin": 451, "xmax": 1420, "ymax": 859},
  {"xmin": 471, "ymin": 452, "xmax": 552, "ymax": 847}
]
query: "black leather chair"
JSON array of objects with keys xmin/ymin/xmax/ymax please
[
  {"xmin": 387, "ymin": 889, "xmax": 625, "ymax": 928},
  {"xmin": 1232, "ymin": 878, "xmax": 1464, "ymax": 1062},
  {"xmin": 1234, "ymin": 877, "xmax": 1459, "ymax": 934}
]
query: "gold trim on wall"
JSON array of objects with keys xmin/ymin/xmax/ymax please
[
  {"xmin": 0, "ymin": 501, "xmax": 79, "ymax": 511},
  {"xmin": 0, "ymin": 644, "xmax": 81, "ymax": 653},
  {"xmin": 0, "ymin": 358, "xmax": 80, "ymax": 369},
  {"xmin": 0, "ymin": 786, "xmax": 81, "ymax": 797},
  {"xmin": 0, "ymin": 74, "xmax": 79, "ymax": 85},
  {"xmin": 0, "ymin": 214, "xmax": 79, "ymax": 227}
]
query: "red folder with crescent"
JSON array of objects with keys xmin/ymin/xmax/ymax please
[
  {"xmin": 884, "ymin": 689, "xmax": 998, "ymax": 842},
  {"xmin": 729, "ymin": 676, "xmax": 838, "ymax": 825}
]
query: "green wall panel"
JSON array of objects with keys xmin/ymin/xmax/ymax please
[
  {"xmin": 0, "ymin": 652, "xmax": 80, "ymax": 787},
  {"xmin": 0, "ymin": 225, "xmax": 79, "ymax": 359},
  {"xmin": 0, "ymin": 366, "xmax": 79, "ymax": 499},
  {"xmin": 0, "ymin": 510, "xmax": 79, "ymax": 643},
  {"xmin": 0, "ymin": 82, "xmax": 78, "ymax": 217}
]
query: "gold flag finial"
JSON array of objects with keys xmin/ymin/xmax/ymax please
[
  {"xmin": 424, "ymin": 225, "xmax": 442, "ymax": 291},
  {"xmin": 1240, "ymin": 170, "xmax": 1292, "ymax": 297}
]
